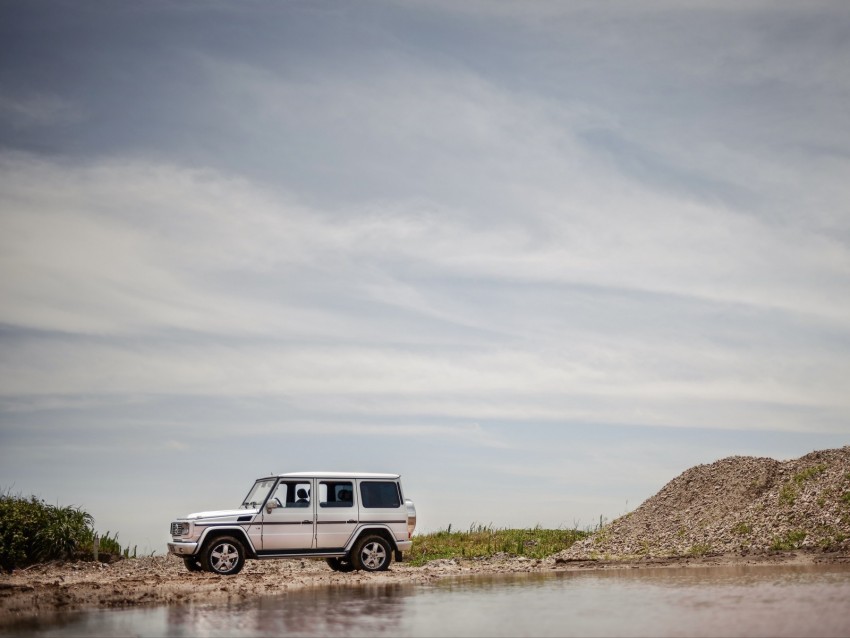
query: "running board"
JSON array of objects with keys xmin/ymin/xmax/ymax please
[{"xmin": 256, "ymin": 549, "xmax": 346, "ymax": 559}]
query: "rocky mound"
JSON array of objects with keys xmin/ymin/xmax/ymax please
[{"xmin": 560, "ymin": 446, "xmax": 850, "ymax": 560}]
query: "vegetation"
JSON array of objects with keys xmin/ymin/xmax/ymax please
[
  {"xmin": 408, "ymin": 524, "xmax": 588, "ymax": 566},
  {"xmin": 794, "ymin": 464, "xmax": 827, "ymax": 485},
  {"xmin": 778, "ymin": 482, "xmax": 798, "ymax": 506},
  {"xmin": 0, "ymin": 490, "xmax": 128, "ymax": 571},
  {"xmin": 775, "ymin": 465, "xmax": 829, "ymax": 509},
  {"xmin": 732, "ymin": 522, "xmax": 752, "ymax": 536},
  {"xmin": 688, "ymin": 543, "xmax": 713, "ymax": 556},
  {"xmin": 770, "ymin": 530, "xmax": 807, "ymax": 551},
  {"xmin": 98, "ymin": 531, "xmax": 138, "ymax": 560}
]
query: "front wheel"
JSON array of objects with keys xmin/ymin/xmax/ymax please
[
  {"xmin": 201, "ymin": 536, "xmax": 246, "ymax": 575},
  {"xmin": 351, "ymin": 535, "xmax": 392, "ymax": 572}
]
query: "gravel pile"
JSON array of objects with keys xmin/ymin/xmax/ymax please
[{"xmin": 559, "ymin": 446, "xmax": 850, "ymax": 560}]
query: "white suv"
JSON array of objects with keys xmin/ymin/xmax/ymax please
[{"xmin": 168, "ymin": 472, "xmax": 416, "ymax": 575}]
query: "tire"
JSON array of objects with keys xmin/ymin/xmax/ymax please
[
  {"xmin": 326, "ymin": 557, "xmax": 355, "ymax": 573},
  {"xmin": 183, "ymin": 557, "xmax": 203, "ymax": 572},
  {"xmin": 351, "ymin": 535, "xmax": 392, "ymax": 572},
  {"xmin": 201, "ymin": 536, "xmax": 246, "ymax": 575}
]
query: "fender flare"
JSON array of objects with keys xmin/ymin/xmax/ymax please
[
  {"xmin": 196, "ymin": 525, "xmax": 258, "ymax": 558},
  {"xmin": 345, "ymin": 524, "xmax": 402, "ymax": 552}
]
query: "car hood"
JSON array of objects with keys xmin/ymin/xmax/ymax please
[{"xmin": 186, "ymin": 508, "xmax": 258, "ymax": 520}]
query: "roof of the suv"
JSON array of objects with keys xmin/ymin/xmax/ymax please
[{"xmin": 274, "ymin": 472, "xmax": 401, "ymax": 479}]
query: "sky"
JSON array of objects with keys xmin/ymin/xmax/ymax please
[{"xmin": 1, "ymin": 0, "xmax": 849, "ymax": 554}]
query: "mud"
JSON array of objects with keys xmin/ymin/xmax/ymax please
[{"xmin": 2, "ymin": 551, "xmax": 849, "ymax": 625}]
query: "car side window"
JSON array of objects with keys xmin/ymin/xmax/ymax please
[
  {"xmin": 292, "ymin": 482, "xmax": 311, "ymax": 507},
  {"xmin": 360, "ymin": 481, "xmax": 401, "ymax": 508},
  {"xmin": 320, "ymin": 481, "xmax": 354, "ymax": 508},
  {"xmin": 269, "ymin": 482, "xmax": 288, "ymax": 507},
  {"xmin": 270, "ymin": 481, "xmax": 311, "ymax": 508}
]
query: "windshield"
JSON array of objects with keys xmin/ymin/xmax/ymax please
[{"xmin": 241, "ymin": 478, "xmax": 276, "ymax": 509}]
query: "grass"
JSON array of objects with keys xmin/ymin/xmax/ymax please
[
  {"xmin": 0, "ymin": 490, "xmax": 130, "ymax": 571},
  {"xmin": 407, "ymin": 524, "xmax": 589, "ymax": 566},
  {"xmin": 778, "ymin": 482, "xmax": 798, "ymax": 506},
  {"xmin": 794, "ymin": 464, "xmax": 827, "ymax": 485},
  {"xmin": 777, "ymin": 464, "xmax": 830, "ymax": 509},
  {"xmin": 98, "ymin": 531, "xmax": 138, "ymax": 559},
  {"xmin": 770, "ymin": 530, "xmax": 807, "ymax": 551},
  {"xmin": 688, "ymin": 543, "xmax": 713, "ymax": 556}
]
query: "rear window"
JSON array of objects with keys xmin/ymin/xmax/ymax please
[{"xmin": 360, "ymin": 481, "xmax": 401, "ymax": 509}]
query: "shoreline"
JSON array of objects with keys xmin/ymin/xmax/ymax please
[{"xmin": 2, "ymin": 551, "xmax": 849, "ymax": 626}]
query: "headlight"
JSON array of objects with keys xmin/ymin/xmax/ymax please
[{"xmin": 170, "ymin": 522, "xmax": 190, "ymax": 536}]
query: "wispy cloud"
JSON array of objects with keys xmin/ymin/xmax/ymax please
[
  {"xmin": 0, "ymin": 93, "xmax": 83, "ymax": 129},
  {"xmin": 1, "ymin": 151, "xmax": 848, "ymax": 436}
]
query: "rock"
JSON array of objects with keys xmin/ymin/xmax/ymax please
[{"xmin": 556, "ymin": 446, "xmax": 850, "ymax": 560}]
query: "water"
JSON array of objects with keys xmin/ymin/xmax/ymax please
[{"xmin": 6, "ymin": 564, "xmax": 850, "ymax": 637}]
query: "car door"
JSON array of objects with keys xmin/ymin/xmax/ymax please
[
  {"xmin": 315, "ymin": 479, "xmax": 358, "ymax": 549},
  {"xmin": 260, "ymin": 479, "xmax": 316, "ymax": 552}
]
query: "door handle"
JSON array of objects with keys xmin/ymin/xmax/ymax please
[{"xmin": 302, "ymin": 520, "xmax": 313, "ymax": 524}]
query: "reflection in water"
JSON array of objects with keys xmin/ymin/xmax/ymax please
[
  {"xmin": 164, "ymin": 583, "xmax": 411, "ymax": 637},
  {"xmin": 5, "ymin": 564, "xmax": 850, "ymax": 637},
  {"xmin": 424, "ymin": 565, "xmax": 850, "ymax": 638}
]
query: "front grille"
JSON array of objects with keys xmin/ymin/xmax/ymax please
[{"xmin": 171, "ymin": 522, "xmax": 188, "ymax": 536}]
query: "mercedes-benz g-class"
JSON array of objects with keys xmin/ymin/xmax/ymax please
[{"xmin": 168, "ymin": 472, "xmax": 416, "ymax": 575}]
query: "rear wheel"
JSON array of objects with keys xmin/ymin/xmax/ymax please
[
  {"xmin": 201, "ymin": 536, "xmax": 246, "ymax": 575},
  {"xmin": 326, "ymin": 557, "xmax": 355, "ymax": 572},
  {"xmin": 183, "ymin": 557, "xmax": 203, "ymax": 572},
  {"xmin": 351, "ymin": 535, "xmax": 392, "ymax": 572}
]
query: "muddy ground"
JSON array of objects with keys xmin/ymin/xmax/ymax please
[{"xmin": 2, "ymin": 551, "xmax": 849, "ymax": 626}]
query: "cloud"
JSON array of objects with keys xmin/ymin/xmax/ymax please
[
  {"xmin": 188, "ymin": 54, "xmax": 850, "ymax": 317},
  {"xmin": 254, "ymin": 421, "xmax": 510, "ymax": 448},
  {"xmin": 1, "ymin": 149, "xmax": 849, "ymax": 435},
  {"xmin": 0, "ymin": 93, "xmax": 83, "ymax": 129}
]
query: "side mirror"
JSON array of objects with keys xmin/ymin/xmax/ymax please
[{"xmin": 266, "ymin": 500, "xmax": 279, "ymax": 513}]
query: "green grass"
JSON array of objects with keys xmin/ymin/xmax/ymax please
[
  {"xmin": 688, "ymin": 543, "xmax": 713, "ymax": 556},
  {"xmin": 778, "ymin": 482, "xmax": 798, "ymax": 506},
  {"xmin": 770, "ymin": 529, "xmax": 807, "ymax": 551},
  {"xmin": 0, "ymin": 490, "xmax": 129, "ymax": 571},
  {"xmin": 408, "ymin": 524, "xmax": 589, "ymax": 566},
  {"xmin": 97, "ymin": 531, "xmax": 138, "ymax": 559},
  {"xmin": 794, "ymin": 464, "xmax": 827, "ymax": 485}
]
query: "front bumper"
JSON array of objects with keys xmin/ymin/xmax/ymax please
[{"xmin": 168, "ymin": 540, "xmax": 199, "ymax": 556}]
